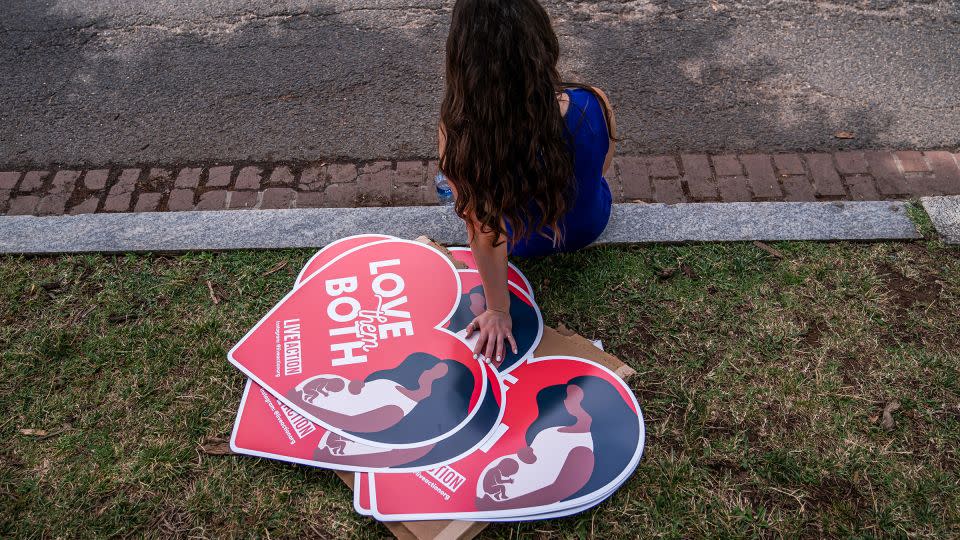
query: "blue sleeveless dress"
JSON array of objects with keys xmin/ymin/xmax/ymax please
[{"xmin": 508, "ymin": 87, "xmax": 613, "ymax": 257}]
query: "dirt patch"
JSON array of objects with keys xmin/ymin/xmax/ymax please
[
  {"xmin": 702, "ymin": 456, "xmax": 749, "ymax": 478},
  {"xmin": 874, "ymin": 262, "xmax": 945, "ymax": 346},
  {"xmin": 620, "ymin": 312, "xmax": 656, "ymax": 362},
  {"xmin": 875, "ymin": 263, "xmax": 942, "ymax": 312},
  {"xmin": 837, "ymin": 352, "xmax": 874, "ymax": 386},
  {"xmin": 801, "ymin": 318, "xmax": 827, "ymax": 349},
  {"xmin": 807, "ymin": 476, "xmax": 867, "ymax": 513}
]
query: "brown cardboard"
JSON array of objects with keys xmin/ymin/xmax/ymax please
[
  {"xmin": 336, "ymin": 471, "xmax": 485, "ymax": 540},
  {"xmin": 535, "ymin": 324, "xmax": 636, "ymax": 380},
  {"xmin": 339, "ymin": 238, "xmax": 634, "ymax": 539},
  {"xmin": 416, "ymin": 236, "xmax": 468, "ymax": 270}
]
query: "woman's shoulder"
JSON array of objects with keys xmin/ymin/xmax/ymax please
[
  {"xmin": 565, "ymin": 84, "xmax": 617, "ymax": 148},
  {"xmin": 567, "ymin": 85, "xmax": 613, "ymax": 112}
]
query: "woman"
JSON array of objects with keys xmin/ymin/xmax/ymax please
[
  {"xmin": 474, "ymin": 375, "xmax": 640, "ymax": 510},
  {"xmin": 439, "ymin": 0, "xmax": 617, "ymax": 365}
]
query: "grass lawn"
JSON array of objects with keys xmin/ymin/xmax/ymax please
[{"xmin": 1, "ymin": 239, "xmax": 958, "ymax": 538}]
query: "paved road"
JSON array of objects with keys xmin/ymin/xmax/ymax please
[{"xmin": 1, "ymin": 0, "xmax": 958, "ymax": 167}]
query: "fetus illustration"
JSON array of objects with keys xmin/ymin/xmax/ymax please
[
  {"xmin": 481, "ymin": 458, "xmax": 519, "ymax": 501},
  {"xmin": 476, "ymin": 375, "xmax": 639, "ymax": 510},
  {"xmin": 322, "ymin": 433, "xmax": 350, "ymax": 455},
  {"xmin": 287, "ymin": 352, "xmax": 477, "ymax": 445}
]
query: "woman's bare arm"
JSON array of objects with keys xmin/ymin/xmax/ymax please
[{"xmin": 469, "ymin": 227, "xmax": 510, "ymax": 312}]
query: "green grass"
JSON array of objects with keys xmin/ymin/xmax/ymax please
[{"xmin": 1, "ymin": 241, "xmax": 959, "ymax": 538}]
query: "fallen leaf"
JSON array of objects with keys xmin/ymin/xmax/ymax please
[
  {"xmin": 881, "ymin": 400, "xmax": 900, "ymax": 430},
  {"xmin": 206, "ymin": 280, "xmax": 220, "ymax": 305},
  {"xmin": 18, "ymin": 426, "xmax": 70, "ymax": 440},
  {"xmin": 200, "ymin": 437, "xmax": 235, "ymax": 455},
  {"xmin": 834, "ymin": 131, "xmax": 856, "ymax": 139},
  {"xmin": 753, "ymin": 240, "xmax": 785, "ymax": 259},
  {"xmin": 868, "ymin": 414, "xmax": 879, "ymax": 424},
  {"xmin": 657, "ymin": 267, "xmax": 677, "ymax": 279},
  {"xmin": 262, "ymin": 259, "xmax": 289, "ymax": 277}
]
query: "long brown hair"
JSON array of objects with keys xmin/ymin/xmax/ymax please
[{"xmin": 439, "ymin": 0, "xmax": 574, "ymax": 247}]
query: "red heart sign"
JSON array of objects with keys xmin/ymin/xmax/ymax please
[
  {"xmin": 229, "ymin": 238, "xmax": 487, "ymax": 448},
  {"xmin": 295, "ymin": 234, "xmax": 393, "ymax": 286},
  {"xmin": 368, "ymin": 356, "xmax": 644, "ymax": 521},
  {"xmin": 230, "ymin": 360, "xmax": 505, "ymax": 472}
]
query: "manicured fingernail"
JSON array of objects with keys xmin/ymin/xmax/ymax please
[{"xmin": 473, "ymin": 353, "xmax": 478, "ymax": 359}]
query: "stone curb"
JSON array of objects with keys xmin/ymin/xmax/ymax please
[
  {"xmin": 920, "ymin": 195, "xmax": 960, "ymax": 244},
  {"xmin": 0, "ymin": 201, "xmax": 920, "ymax": 255},
  {"xmin": 2, "ymin": 150, "xmax": 959, "ymax": 218}
]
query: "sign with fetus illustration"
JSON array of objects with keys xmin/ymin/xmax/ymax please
[
  {"xmin": 355, "ymin": 470, "xmax": 629, "ymax": 523},
  {"xmin": 447, "ymin": 270, "xmax": 542, "ymax": 374},
  {"xmin": 368, "ymin": 356, "xmax": 645, "ymax": 521},
  {"xmin": 230, "ymin": 363, "xmax": 505, "ymax": 472},
  {"xmin": 229, "ymin": 238, "xmax": 488, "ymax": 449},
  {"xmin": 354, "ymin": 472, "xmax": 372, "ymax": 515}
]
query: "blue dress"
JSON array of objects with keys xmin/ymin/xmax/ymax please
[{"xmin": 508, "ymin": 87, "xmax": 613, "ymax": 258}]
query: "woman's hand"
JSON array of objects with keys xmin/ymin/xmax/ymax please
[{"xmin": 465, "ymin": 309, "xmax": 518, "ymax": 365}]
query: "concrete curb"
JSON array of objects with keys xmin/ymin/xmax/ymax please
[
  {"xmin": 920, "ymin": 195, "xmax": 960, "ymax": 244},
  {"xmin": 596, "ymin": 201, "xmax": 919, "ymax": 243},
  {"xmin": 0, "ymin": 201, "xmax": 920, "ymax": 255}
]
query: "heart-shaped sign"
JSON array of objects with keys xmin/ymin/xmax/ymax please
[
  {"xmin": 368, "ymin": 356, "xmax": 644, "ymax": 521},
  {"xmin": 355, "ymin": 472, "xmax": 371, "ymax": 515},
  {"xmin": 230, "ymin": 360, "xmax": 505, "ymax": 472},
  {"xmin": 229, "ymin": 238, "xmax": 488, "ymax": 448},
  {"xmin": 295, "ymin": 239, "xmax": 544, "ymax": 375},
  {"xmin": 295, "ymin": 234, "xmax": 393, "ymax": 286}
]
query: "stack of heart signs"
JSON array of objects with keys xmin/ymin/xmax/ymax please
[{"xmin": 227, "ymin": 235, "xmax": 645, "ymax": 528}]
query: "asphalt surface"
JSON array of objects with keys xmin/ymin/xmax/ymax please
[{"xmin": 1, "ymin": 0, "xmax": 958, "ymax": 167}]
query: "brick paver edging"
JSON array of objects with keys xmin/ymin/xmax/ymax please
[{"xmin": 1, "ymin": 150, "xmax": 958, "ymax": 217}]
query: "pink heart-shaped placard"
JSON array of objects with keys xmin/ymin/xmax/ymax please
[
  {"xmin": 229, "ymin": 238, "xmax": 487, "ymax": 448},
  {"xmin": 368, "ymin": 356, "xmax": 644, "ymax": 520}
]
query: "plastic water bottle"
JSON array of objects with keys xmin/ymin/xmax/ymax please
[{"xmin": 435, "ymin": 173, "xmax": 454, "ymax": 205}]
